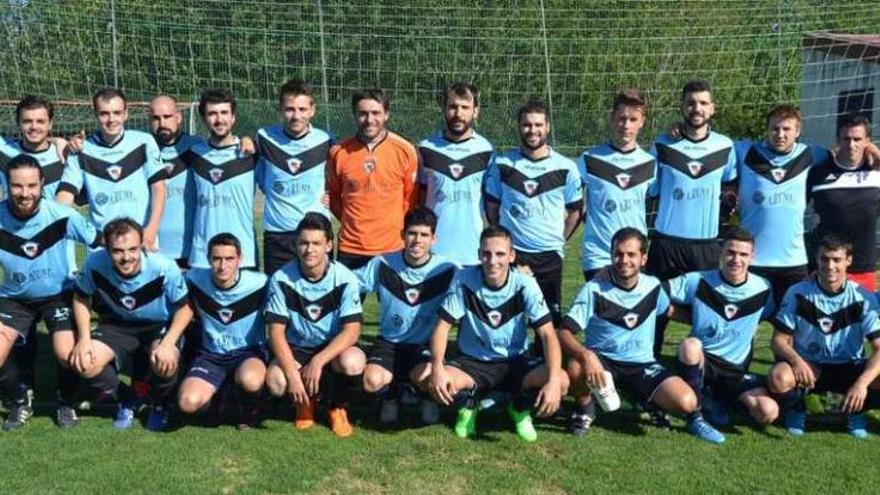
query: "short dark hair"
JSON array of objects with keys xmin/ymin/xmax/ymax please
[
  {"xmin": 208, "ymin": 232, "xmax": 242, "ymax": 256},
  {"xmin": 443, "ymin": 82, "xmax": 480, "ymax": 107},
  {"xmin": 611, "ymin": 227, "xmax": 647, "ymax": 255},
  {"xmin": 612, "ymin": 89, "xmax": 647, "ymax": 115},
  {"xmin": 199, "ymin": 88, "xmax": 237, "ymax": 117},
  {"xmin": 295, "ymin": 212, "xmax": 333, "ymax": 243},
  {"xmin": 5, "ymin": 154, "xmax": 43, "ymax": 182},
  {"xmin": 103, "ymin": 217, "xmax": 143, "ymax": 246},
  {"xmin": 479, "ymin": 225, "xmax": 512, "ymax": 245},
  {"xmin": 403, "ymin": 206, "xmax": 438, "ymax": 234},
  {"xmin": 681, "ymin": 79, "xmax": 712, "ymax": 101},
  {"xmin": 517, "ymin": 99, "xmax": 550, "ymax": 123},
  {"xmin": 838, "ymin": 113, "xmax": 872, "ymax": 138},
  {"xmin": 279, "ymin": 79, "xmax": 315, "ymax": 106},
  {"xmin": 16, "ymin": 95, "xmax": 54, "ymax": 123},
  {"xmin": 351, "ymin": 88, "xmax": 390, "ymax": 113},
  {"xmin": 766, "ymin": 104, "xmax": 801, "ymax": 125},
  {"xmin": 723, "ymin": 227, "xmax": 755, "ymax": 246},
  {"xmin": 92, "ymin": 87, "xmax": 127, "ymax": 110},
  {"xmin": 816, "ymin": 234, "xmax": 852, "ymax": 257}
]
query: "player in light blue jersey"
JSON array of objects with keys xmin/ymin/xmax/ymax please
[
  {"xmin": 0, "ymin": 156, "xmax": 100, "ymax": 430},
  {"xmin": 257, "ymin": 79, "xmax": 333, "ymax": 275},
  {"xmin": 485, "ymin": 100, "xmax": 582, "ymax": 325},
  {"xmin": 560, "ymin": 228, "xmax": 726, "ymax": 444},
  {"xmin": 150, "ymin": 233, "xmax": 269, "ymax": 430},
  {"xmin": 264, "ymin": 213, "xmax": 365, "ymax": 438},
  {"xmin": 185, "ymin": 89, "xmax": 258, "ymax": 269},
  {"xmin": 418, "ymin": 82, "xmax": 493, "ymax": 266},
  {"xmin": 0, "ymin": 96, "xmax": 68, "ymax": 200},
  {"xmin": 56, "ymin": 88, "xmax": 166, "ymax": 250},
  {"xmin": 668, "ymin": 228, "xmax": 778, "ymax": 427},
  {"xmin": 422, "ymin": 226, "xmax": 566, "ymax": 442},
  {"xmin": 358, "ymin": 207, "xmax": 457, "ymax": 425},
  {"xmin": 69, "ymin": 218, "xmax": 190, "ymax": 431},
  {"xmin": 578, "ymin": 89, "xmax": 656, "ymax": 280},
  {"xmin": 769, "ymin": 236, "xmax": 880, "ymax": 438}
]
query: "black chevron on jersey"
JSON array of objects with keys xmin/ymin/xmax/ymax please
[
  {"xmin": 585, "ymin": 156, "xmax": 655, "ymax": 190},
  {"xmin": 463, "ymin": 286, "xmax": 524, "ymax": 328},
  {"xmin": 258, "ymin": 136, "xmax": 330, "ymax": 177},
  {"xmin": 695, "ymin": 279, "xmax": 770, "ymax": 321},
  {"xmin": 161, "ymin": 154, "xmax": 189, "ymax": 180},
  {"xmin": 281, "ymin": 283, "xmax": 347, "ymax": 322},
  {"xmin": 594, "ymin": 286, "xmax": 660, "ymax": 330},
  {"xmin": 41, "ymin": 160, "xmax": 64, "ymax": 184},
  {"xmin": 92, "ymin": 272, "xmax": 166, "ymax": 311},
  {"xmin": 419, "ymin": 148, "xmax": 491, "ymax": 181},
  {"xmin": 498, "ymin": 165, "xmax": 568, "ymax": 197},
  {"xmin": 0, "ymin": 217, "xmax": 69, "ymax": 259},
  {"xmin": 79, "ymin": 145, "xmax": 147, "ymax": 182},
  {"xmin": 795, "ymin": 295, "xmax": 863, "ymax": 335},
  {"xmin": 743, "ymin": 146, "xmax": 812, "ymax": 184},
  {"xmin": 185, "ymin": 151, "xmax": 256, "ymax": 184},
  {"xmin": 655, "ymin": 144, "xmax": 731, "ymax": 179},
  {"xmin": 377, "ymin": 262, "xmax": 455, "ymax": 307},
  {"xmin": 188, "ymin": 282, "xmax": 265, "ymax": 325}
]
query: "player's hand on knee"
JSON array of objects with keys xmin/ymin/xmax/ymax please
[
  {"xmin": 286, "ymin": 371, "xmax": 309, "ymax": 404},
  {"xmin": 300, "ymin": 362, "xmax": 323, "ymax": 397},
  {"xmin": 150, "ymin": 343, "xmax": 179, "ymax": 377},
  {"xmin": 583, "ymin": 353, "xmax": 606, "ymax": 389},
  {"xmin": 430, "ymin": 366, "xmax": 456, "ymax": 406},
  {"xmin": 70, "ymin": 339, "xmax": 96, "ymax": 374},
  {"xmin": 792, "ymin": 359, "xmax": 816, "ymax": 389},
  {"xmin": 535, "ymin": 382, "xmax": 562, "ymax": 417},
  {"xmin": 843, "ymin": 383, "xmax": 868, "ymax": 414}
]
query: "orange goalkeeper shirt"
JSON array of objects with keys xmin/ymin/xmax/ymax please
[{"xmin": 327, "ymin": 131, "xmax": 419, "ymax": 255}]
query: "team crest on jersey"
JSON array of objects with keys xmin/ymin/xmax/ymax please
[
  {"xmin": 164, "ymin": 162, "xmax": 176, "ymax": 175},
  {"xmin": 449, "ymin": 163, "xmax": 463, "ymax": 179},
  {"xmin": 209, "ymin": 168, "xmax": 224, "ymax": 183},
  {"xmin": 615, "ymin": 173, "xmax": 632, "ymax": 188},
  {"xmin": 770, "ymin": 168, "xmax": 787, "ymax": 183},
  {"xmin": 107, "ymin": 165, "xmax": 123, "ymax": 181},
  {"xmin": 686, "ymin": 160, "xmax": 703, "ymax": 177},
  {"xmin": 120, "ymin": 295, "xmax": 137, "ymax": 310},
  {"xmin": 523, "ymin": 180, "xmax": 539, "ymax": 196},
  {"xmin": 724, "ymin": 304, "xmax": 738, "ymax": 319},
  {"xmin": 487, "ymin": 310, "xmax": 503, "ymax": 327},
  {"xmin": 21, "ymin": 241, "xmax": 39, "ymax": 258},
  {"xmin": 817, "ymin": 317, "xmax": 834, "ymax": 333},
  {"xmin": 404, "ymin": 288, "xmax": 420, "ymax": 304},
  {"xmin": 363, "ymin": 158, "xmax": 376, "ymax": 174},
  {"xmin": 306, "ymin": 304, "xmax": 323, "ymax": 321},
  {"xmin": 622, "ymin": 312, "xmax": 639, "ymax": 329},
  {"xmin": 218, "ymin": 308, "xmax": 234, "ymax": 324},
  {"xmin": 286, "ymin": 157, "xmax": 302, "ymax": 174}
]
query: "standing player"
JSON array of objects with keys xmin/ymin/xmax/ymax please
[
  {"xmin": 326, "ymin": 88, "xmax": 419, "ymax": 271},
  {"xmin": 264, "ymin": 213, "xmax": 365, "ymax": 438},
  {"xmin": 256, "ymin": 79, "xmax": 333, "ymax": 275},
  {"xmin": 806, "ymin": 114, "xmax": 880, "ymax": 291},
  {"xmin": 424, "ymin": 226, "xmax": 566, "ymax": 442},
  {"xmin": 152, "ymin": 233, "xmax": 268, "ymax": 429},
  {"xmin": 577, "ymin": 89, "xmax": 656, "ymax": 280},
  {"xmin": 668, "ymin": 228, "xmax": 778, "ymax": 426},
  {"xmin": 56, "ymin": 88, "xmax": 166, "ymax": 250},
  {"xmin": 0, "ymin": 155, "xmax": 100, "ymax": 430},
  {"xmin": 769, "ymin": 236, "xmax": 880, "ymax": 438},
  {"xmin": 69, "ymin": 218, "xmax": 189, "ymax": 430},
  {"xmin": 484, "ymin": 99, "xmax": 582, "ymax": 326},
  {"xmin": 559, "ymin": 228, "xmax": 726, "ymax": 444},
  {"xmin": 417, "ymin": 82, "xmax": 493, "ymax": 266},
  {"xmin": 358, "ymin": 207, "xmax": 457, "ymax": 425},
  {"xmin": 185, "ymin": 89, "xmax": 259, "ymax": 269},
  {"xmin": 647, "ymin": 80, "xmax": 737, "ymax": 358},
  {"xmin": 0, "ymin": 95, "xmax": 67, "ymax": 199}
]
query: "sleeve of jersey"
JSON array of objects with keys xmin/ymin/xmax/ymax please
[
  {"xmin": 772, "ymin": 291, "xmax": 797, "ymax": 334},
  {"xmin": 355, "ymin": 258, "xmax": 379, "ymax": 295},
  {"xmin": 438, "ymin": 278, "xmax": 464, "ymax": 324},
  {"xmin": 482, "ymin": 159, "xmax": 502, "ymax": 203},
  {"xmin": 761, "ymin": 285, "xmax": 778, "ymax": 321},
  {"xmin": 665, "ymin": 274, "xmax": 690, "ymax": 304},
  {"xmin": 165, "ymin": 267, "xmax": 189, "ymax": 308},
  {"xmin": 564, "ymin": 163, "xmax": 585, "ymax": 211},
  {"xmin": 402, "ymin": 145, "xmax": 420, "ymax": 212},
  {"xmin": 416, "ymin": 148, "xmax": 428, "ymax": 186},
  {"xmin": 860, "ymin": 293, "xmax": 880, "ymax": 341},
  {"xmin": 646, "ymin": 144, "xmax": 660, "ymax": 198},
  {"xmin": 67, "ymin": 211, "xmax": 101, "ymax": 248},
  {"xmin": 338, "ymin": 278, "xmax": 364, "ymax": 324},
  {"xmin": 562, "ymin": 286, "xmax": 592, "ymax": 335},
  {"xmin": 655, "ymin": 281, "xmax": 671, "ymax": 316},
  {"xmin": 722, "ymin": 144, "xmax": 738, "ymax": 182},
  {"xmin": 524, "ymin": 279, "xmax": 552, "ymax": 328},
  {"xmin": 325, "ymin": 147, "xmax": 342, "ymax": 220},
  {"xmin": 145, "ymin": 138, "xmax": 167, "ymax": 184},
  {"xmin": 57, "ymin": 155, "xmax": 83, "ymax": 195},
  {"xmin": 264, "ymin": 276, "xmax": 290, "ymax": 324},
  {"xmin": 74, "ymin": 261, "xmax": 96, "ymax": 298}
]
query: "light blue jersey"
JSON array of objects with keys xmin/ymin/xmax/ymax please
[
  {"xmin": 652, "ymin": 132, "xmax": 737, "ymax": 239},
  {"xmin": 157, "ymin": 133, "xmax": 200, "ymax": 261},
  {"xmin": 0, "ymin": 138, "xmax": 66, "ymax": 200},
  {"xmin": 563, "ymin": 274, "xmax": 670, "ymax": 364},
  {"xmin": 418, "ymin": 131, "xmax": 493, "ymax": 265},
  {"xmin": 577, "ymin": 143, "xmax": 656, "ymax": 271},
  {"xmin": 186, "ymin": 268, "xmax": 267, "ymax": 354},
  {"xmin": 439, "ymin": 266, "xmax": 551, "ymax": 361},
  {"xmin": 668, "ymin": 270, "xmax": 774, "ymax": 366}
]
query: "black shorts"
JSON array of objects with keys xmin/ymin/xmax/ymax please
[
  {"xmin": 515, "ymin": 250, "xmax": 562, "ymax": 324},
  {"xmin": 283, "ymin": 343, "xmax": 329, "ymax": 369},
  {"xmin": 596, "ymin": 354, "xmax": 672, "ymax": 404},
  {"xmin": 748, "ymin": 265, "xmax": 807, "ymax": 306},
  {"xmin": 336, "ymin": 251, "xmax": 375, "ymax": 271},
  {"xmin": 367, "ymin": 338, "xmax": 431, "ymax": 379},
  {"xmin": 446, "ymin": 354, "xmax": 542, "ymax": 393},
  {"xmin": 185, "ymin": 346, "xmax": 267, "ymax": 389},
  {"xmin": 0, "ymin": 292, "xmax": 74, "ymax": 339},
  {"xmin": 91, "ymin": 322, "xmax": 165, "ymax": 370},
  {"xmin": 809, "ymin": 360, "xmax": 867, "ymax": 394},
  {"xmin": 703, "ymin": 353, "xmax": 764, "ymax": 403},
  {"xmin": 645, "ymin": 232, "xmax": 720, "ymax": 281},
  {"xmin": 263, "ymin": 231, "xmax": 298, "ymax": 276}
]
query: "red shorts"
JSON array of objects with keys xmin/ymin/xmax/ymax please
[{"xmin": 847, "ymin": 271, "xmax": 877, "ymax": 292}]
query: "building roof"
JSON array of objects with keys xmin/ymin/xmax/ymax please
[{"xmin": 803, "ymin": 32, "xmax": 880, "ymax": 64}]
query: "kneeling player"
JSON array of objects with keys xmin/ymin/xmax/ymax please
[
  {"xmin": 69, "ymin": 218, "xmax": 190, "ymax": 431},
  {"xmin": 422, "ymin": 226, "xmax": 566, "ymax": 442},
  {"xmin": 264, "ymin": 213, "xmax": 365, "ymax": 438},
  {"xmin": 152, "ymin": 233, "xmax": 268, "ymax": 429},
  {"xmin": 769, "ymin": 236, "xmax": 880, "ymax": 438},
  {"xmin": 668, "ymin": 228, "xmax": 779, "ymax": 426},
  {"xmin": 559, "ymin": 228, "xmax": 726, "ymax": 444}
]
